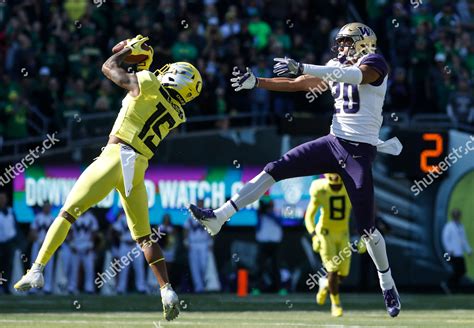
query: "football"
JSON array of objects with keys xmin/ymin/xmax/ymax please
[{"xmin": 112, "ymin": 40, "xmax": 150, "ymax": 64}]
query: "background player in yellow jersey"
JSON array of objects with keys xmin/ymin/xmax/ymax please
[
  {"xmin": 305, "ymin": 173, "xmax": 365, "ymax": 317},
  {"xmin": 14, "ymin": 35, "xmax": 202, "ymax": 321}
]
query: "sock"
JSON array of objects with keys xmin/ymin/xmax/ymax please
[
  {"xmin": 36, "ymin": 216, "xmax": 72, "ymax": 266},
  {"xmin": 214, "ymin": 201, "xmax": 237, "ymax": 224},
  {"xmin": 214, "ymin": 171, "xmax": 275, "ymax": 224},
  {"xmin": 378, "ymin": 268, "xmax": 395, "ymax": 291},
  {"xmin": 364, "ymin": 228, "xmax": 394, "ymax": 290},
  {"xmin": 31, "ymin": 263, "xmax": 45, "ymax": 273},
  {"xmin": 318, "ymin": 277, "xmax": 328, "ymax": 290},
  {"xmin": 330, "ymin": 294, "xmax": 340, "ymax": 306}
]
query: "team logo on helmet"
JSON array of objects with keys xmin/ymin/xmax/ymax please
[{"xmin": 334, "ymin": 22, "xmax": 377, "ymax": 62}]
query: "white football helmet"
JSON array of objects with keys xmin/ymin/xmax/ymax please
[
  {"xmin": 334, "ymin": 22, "xmax": 377, "ymax": 62},
  {"xmin": 155, "ymin": 62, "xmax": 202, "ymax": 105}
]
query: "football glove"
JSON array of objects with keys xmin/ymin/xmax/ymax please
[
  {"xmin": 273, "ymin": 57, "xmax": 304, "ymax": 76},
  {"xmin": 312, "ymin": 234, "xmax": 321, "ymax": 253},
  {"xmin": 125, "ymin": 34, "xmax": 154, "ymax": 71},
  {"xmin": 230, "ymin": 67, "xmax": 257, "ymax": 91}
]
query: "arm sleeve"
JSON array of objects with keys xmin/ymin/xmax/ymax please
[
  {"xmin": 304, "ymin": 182, "xmax": 320, "ymax": 234},
  {"xmin": 302, "ymin": 64, "xmax": 363, "ymax": 85},
  {"xmin": 359, "ymin": 54, "xmax": 389, "ymax": 86}
]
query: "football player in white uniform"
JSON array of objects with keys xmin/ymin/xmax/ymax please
[
  {"xmin": 68, "ymin": 211, "xmax": 98, "ymax": 294},
  {"xmin": 113, "ymin": 212, "xmax": 147, "ymax": 294},
  {"xmin": 190, "ymin": 23, "xmax": 401, "ymax": 317}
]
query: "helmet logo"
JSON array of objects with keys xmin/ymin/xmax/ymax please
[
  {"xmin": 357, "ymin": 26, "xmax": 371, "ymax": 36},
  {"xmin": 196, "ymin": 80, "xmax": 202, "ymax": 93}
]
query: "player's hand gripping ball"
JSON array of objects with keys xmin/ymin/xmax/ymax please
[{"xmin": 112, "ymin": 35, "xmax": 154, "ymax": 71}]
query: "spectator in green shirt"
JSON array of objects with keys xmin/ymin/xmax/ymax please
[
  {"xmin": 171, "ymin": 32, "xmax": 198, "ymax": 62},
  {"xmin": 4, "ymin": 91, "xmax": 28, "ymax": 140},
  {"xmin": 248, "ymin": 14, "xmax": 271, "ymax": 50}
]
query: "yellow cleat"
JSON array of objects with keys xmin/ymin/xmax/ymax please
[
  {"xmin": 316, "ymin": 287, "xmax": 328, "ymax": 305},
  {"xmin": 316, "ymin": 277, "xmax": 328, "ymax": 305},
  {"xmin": 14, "ymin": 269, "xmax": 44, "ymax": 291},
  {"xmin": 331, "ymin": 304, "xmax": 343, "ymax": 317}
]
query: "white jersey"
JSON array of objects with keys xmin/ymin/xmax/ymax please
[
  {"xmin": 113, "ymin": 213, "xmax": 134, "ymax": 243},
  {"xmin": 327, "ymin": 53, "xmax": 389, "ymax": 146},
  {"xmin": 31, "ymin": 212, "xmax": 55, "ymax": 244},
  {"xmin": 71, "ymin": 211, "xmax": 98, "ymax": 251}
]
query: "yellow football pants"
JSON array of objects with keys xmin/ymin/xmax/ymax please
[
  {"xmin": 62, "ymin": 143, "xmax": 151, "ymax": 239},
  {"xmin": 318, "ymin": 229, "xmax": 351, "ymax": 277}
]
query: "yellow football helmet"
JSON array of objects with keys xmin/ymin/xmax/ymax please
[
  {"xmin": 155, "ymin": 62, "xmax": 202, "ymax": 105},
  {"xmin": 334, "ymin": 22, "xmax": 377, "ymax": 61},
  {"xmin": 325, "ymin": 173, "xmax": 342, "ymax": 185}
]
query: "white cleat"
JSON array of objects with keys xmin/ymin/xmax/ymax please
[
  {"xmin": 161, "ymin": 284, "xmax": 180, "ymax": 321},
  {"xmin": 188, "ymin": 204, "xmax": 223, "ymax": 236},
  {"xmin": 14, "ymin": 269, "xmax": 44, "ymax": 291}
]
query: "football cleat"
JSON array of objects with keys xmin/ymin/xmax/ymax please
[
  {"xmin": 316, "ymin": 277, "xmax": 328, "ymax": 305},
  {"xmin": 160, "ymin": 284, "xmax": 180, "ymax": 321},
  {"xmin": 331, "ymin": 304, "xmax": 343, "ymax": 317},
  {"xmin": 383, "ymin": 286, "xmax": 401, "ymax": 317},
  {"xmin": 14, "ymin": 269, "xmax": 44, "ymax": 291},
  {"xmin": 188, "ymin": 204, "xmax": 222, "ymax": 236}
]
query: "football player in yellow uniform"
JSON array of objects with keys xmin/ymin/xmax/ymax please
[
  {"xmin": 305, "ymin": 173, "xmax": 358, "ymax": 317},
  {"xmin": 14, "ymin": 35, "xmax": 202, "ymax": 321}
]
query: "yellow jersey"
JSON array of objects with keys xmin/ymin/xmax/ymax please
[
  {"xmin": 110, "ymin": 70, "xmax": 186, "ymax": 159},
  {"xmin": 304, "ymin": 178, "xmax": 351, "ymax": 234}
]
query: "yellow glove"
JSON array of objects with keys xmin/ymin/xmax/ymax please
[
  {"xmin": 125, "ymin": 34, "xmax": 154, "ymax": 71},
  {"xmin": 312, "ymin": 234, "xmax": 321, "ymax": 253},
  {"xmin": 357, "ymin": 238, "xmax": 367, "ymax": 254},
  {"xmin": 137, "ymin": 46, "xmax": 153, "ymax": 71}
]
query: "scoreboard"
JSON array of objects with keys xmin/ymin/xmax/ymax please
[{"xmin": 384, "ymin": 129, "xmax": 449, "ymax": 178}]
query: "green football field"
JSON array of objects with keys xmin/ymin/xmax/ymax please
[{"xmin": 1, "ymin": 293, "xmax": 473, "ymax": 328}]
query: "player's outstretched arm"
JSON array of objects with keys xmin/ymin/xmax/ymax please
[
  {"xmin": 101, "ymin": 48, "xmax": 139, "ymax": 96},
  {"xmin": 230, "ymin": 67, "xmax": 327, "ymax": 92},
  {"xmin": 273, "ymin": 57, "xmax": 384, "ymax": 85},
  {"xmin": 258, "ymin": 74, "xmax": 326, "ymax": 92},
  {"xmin": 304, "ymin": 195, "xmax": 319, "ymax": 235}
]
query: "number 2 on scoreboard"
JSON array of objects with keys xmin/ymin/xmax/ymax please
[{"xmin": 420, "ymin": 133, "xmax": 443, "ymax": 173}]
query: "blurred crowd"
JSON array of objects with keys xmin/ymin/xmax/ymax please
[{"xmin": 1, "ymin": 0, "xmax": 473, "ymax": 141}]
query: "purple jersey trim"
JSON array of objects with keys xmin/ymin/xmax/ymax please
[{"xmin": 360, "ymin": 54, "xmax": 388, "ymax": 86}]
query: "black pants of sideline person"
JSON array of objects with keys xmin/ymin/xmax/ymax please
[
  {"xmin": 0, "ymin": 239, "xmax": 16, "ymax": 294},
  {"xmin": 257, "ymin": 242, "xmax": 280, "ymax": 292},
  {"xmin": 448, "ymin": 256, "xmax": 467, "ymax": 288}
]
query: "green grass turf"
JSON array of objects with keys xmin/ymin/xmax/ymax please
[{"xmin": 1, "ymin": 293, "xmax": 474, "ymax": 328}]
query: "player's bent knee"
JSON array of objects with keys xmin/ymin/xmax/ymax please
[
  {"xmin": 136, "ymin": 234, "xmax": 152, "ymax": 249},
  {"xmin": 59, "ymin": 210, "xmax": 77, "ymax": 224},
  {"xmin": 263, "ymin": 162, "xmax": 282, "ymax": 182}
]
